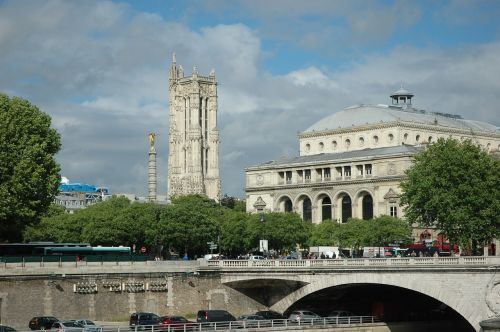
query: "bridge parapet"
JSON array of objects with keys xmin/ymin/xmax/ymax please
[{"xmin": 200, "ymin": 256, "xmax": 499, "ymax": 269}]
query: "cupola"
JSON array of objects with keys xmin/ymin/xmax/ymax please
[{"xmin": 390, "ymin": 85, "xmax": 414, "ymax": 106}]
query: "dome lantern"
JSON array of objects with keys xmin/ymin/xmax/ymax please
[{"xmin": 390, "ymin": 84, "xmax": 414, "ymax": 106}]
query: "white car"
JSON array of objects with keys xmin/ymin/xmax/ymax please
[
  {"xmin": 73, "ymin": 320, "xmax": 102, "ymax": 332},
  {"xmin": 249, "ymin": 255, "xmax": 265, "ymax": 260}
]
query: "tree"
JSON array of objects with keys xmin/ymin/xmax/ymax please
[
  {"xmin": 400, "ymin": 138, "xmax": 500, "ymax": 252},
  {"xmin": 256, "ymin": 212, "xmax": 311, "ymax": 251},
  {"xmin": 156, "ymin": 195, "xmax": 219, "ymax": 258},
  {"xmin": 0, "ymin": 94, "xmax": 61, "ymax": 241}
]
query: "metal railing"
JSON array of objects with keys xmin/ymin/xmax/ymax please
[{"xmin": 25, "ymin": 317, "xmax": 381, "ymax": 332}]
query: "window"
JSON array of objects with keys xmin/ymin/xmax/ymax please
[
  {"xmin": 344, "ymin": 166, "xmax": 351, "ymax": 177},
  {"xmin": 332, "ymin": 140, "xmax": 338, "ymax": 150},
  {"xmin": 428, "ymin": 136, "xmax": 433, "ymax": 143},
  {"xmin": 304, "ymin": 169, "xmax": 311, "ymax": 182},
  {"xmin": 416, "ymin": 134, "xmax": 420, "ymax": 142},
  {"xmin": 388, "ymin": 133, "xmax": 394, "ymax": 142},
  {"xmin": 403, "ymin": 133, "xmax": 408, "ymax": 141},
  {"xmin": 305, "ymin": 143, "xmax": 311, "ymax": 152},
  {"xmin": 359, "ymin": 137, "xmax": 364, "ymax": 146},
  {"xmin": 365, "ymin": 164, "xmax": 372, "ymax": 175},
  {"xmin": 278, "ymin": 172, "xmax": 284, "ymax": 184},
  {"xmin": 345, "ymin": 139, "xmax": 351, "ymax": 148},
  {"xmin": 390, "ymin": 206, "xmax": 398, "ymax": 218},
  {"xmin": 319, "ymin": 142, "xmax": 324, "ymax": 150},
  {"xmin": 285, "ymin": 171, "xmax": 292, "ymax": 184},
  {"xmin": 324, "ymin": 168, "xmax": 331, "ymax": 179},
  {"xmin": 373, "ymin": 135, "xmax": 379, "ymax": 144}
]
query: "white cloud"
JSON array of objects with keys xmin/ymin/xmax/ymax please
[{"xmin": 0, "ymin": 0, "xmax": 498, "ymax": 198}]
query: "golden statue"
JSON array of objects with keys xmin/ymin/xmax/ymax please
[{"xmin": 149, "ymin": 132, "xmax": 155, "ymax": 150}]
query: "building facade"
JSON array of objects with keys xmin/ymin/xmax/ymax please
[
  {"xmin": 245, "ymin": 88, "xmax": 500, "ymax": 239},
  {"xmin": 167, "ymin": 54, "xmax": 221, "ymax": 201}
]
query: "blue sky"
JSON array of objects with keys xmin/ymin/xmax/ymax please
[{"xmin": 0, "ymin": 0, "xmax": 499, "ymax": 198}]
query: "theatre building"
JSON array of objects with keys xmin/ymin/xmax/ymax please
[{"xmin": 245, "ymin": 88, "xmax": 500, "ymax": 240}]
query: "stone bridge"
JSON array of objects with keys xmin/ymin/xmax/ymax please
[
  {"xmin": 199, "ymin": 256, "xmax": 500, "ymax": 331},
  {"xmin": 0, "ymin": 257, "xmax": 499, "ymax": 331}
]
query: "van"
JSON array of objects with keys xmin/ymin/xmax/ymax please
[
  {"xmin": 196, "ymin": 310, "xmax": 237, "ymax": 328},
  {"xmin": 129, "ymin": 312, "xmax": 160, "ymax": 329}
]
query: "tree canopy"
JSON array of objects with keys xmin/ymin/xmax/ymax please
[
  {"xmin": 400, "ymin": 138, "xmax": 500, "ymax": 251},
  {"xmin": 0, "ymin": 94, "xmax": 61, "ymax": 241}
]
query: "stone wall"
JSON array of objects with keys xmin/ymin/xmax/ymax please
[{"xmin": 0, "ymin": 272, "xmax": 261, "ymax": 330}]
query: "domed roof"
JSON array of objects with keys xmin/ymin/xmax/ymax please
[
  {"xmin": 390, "ymin": 87, "xmax": 414, "ymax": 97},
  {"xmin": 303, "ymin": 104, "xmax": 498, "ymax": 133}
]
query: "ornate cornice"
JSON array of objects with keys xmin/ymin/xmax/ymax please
[
  {"xmin": 246, "ymin": 175, "xmax": 406, "ymax": 193},
  {"xmin": 298, "ymin": 120, "xmax": 500, "ymax": 139}
]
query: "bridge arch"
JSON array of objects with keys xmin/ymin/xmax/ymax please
[{"xmin": 270, "ymin": 274, "xmax": 477, "ymax": 330}]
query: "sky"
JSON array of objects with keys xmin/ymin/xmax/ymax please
[{"xmin": 1, "ymin": 0, "xmax": 499, "ymax": 198}]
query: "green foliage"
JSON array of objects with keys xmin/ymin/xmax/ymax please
[
  {"xmin": 219, "ymin": 209, "xmax": 251, "ymax": 256},
  {"xmin": 0, "ymin": 94, "xmax": 61, "ymax": 241},
  {"xmin": 156, "ymin": 195, "xmax": 219, "ymax": 257},
  {"xmin": 308, "ymin": 216, "xmax": 411, "ymax": 250},
  {"xmin": 257, "ymin": 212, "xmax": 312, "ymax": 251},
  {"xmin": 400, "ymin": 138, "xmax": 500, "ymax": 251}
]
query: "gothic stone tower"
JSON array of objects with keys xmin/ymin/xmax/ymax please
[{"xmin": 167, "ymin": 54, "xmax": 221, "ymax": 201}]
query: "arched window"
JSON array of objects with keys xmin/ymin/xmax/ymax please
[
  {"xmin": 303, "ymin": 198, "xmax": 312, "ymax": 221},
  {"xmin": 416, "ymin": 134, "xmax": 420, "ymax": 142},
  {"xmin": 359, "ymin": 137, "xmax": 364, "ymax": 146},
  {"xmin": 388, "ymin": 133, "xmax": 394, "ymax": 142},
  {"xmin": 341, "ymin": 195, "xmax": 352, "ymax": 223},
  {"xmin": 332, "ymin": 140, "xmax": 338, "ymax": 150},
  {"xmin": 305, "ymin": 143, "xmax": 310, "ymax": 152},
  {"xmin": 428, "ymin": 136, "xmax": 433, "ymax": 143},
  {"xmin": 362, "ymin": 195, "xmax": 373, "ymax": 220},
  {"xmin": 322, "ymin": 197, "xmax": 332, "ymax": 221},
  {"xmin": 319, "ymin": 142, "xmax": 324, "ymax": 150},
  {"xmin": 284, "ymin": 199, "xmax": 293, "ymax": 212},
  {"xmin": 373, "ymin": 135, "xmax": 379, "ymax": 144},
  {"xmin": 403, "ymin": 133, "xmax": 408, "ymax": 141}
]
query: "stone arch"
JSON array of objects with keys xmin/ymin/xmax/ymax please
[
  {"xmin": 354, "ymin": 189, "xmax": 375, "ymax": 220},
  {"xmin": 276, "ymin": 195, "xmax": 293, "ymax": 213},
  {"xmin": 295, "ymin": 194, "xmax": 313, "ymax": 221},
  {"xmin": 270, "ymin": 275, "xmax": 477, "ymax": 330},
  {"xmin": 333, "ymin": 191, "xmax": 352, "ymax": 223},
  {"xmin": 314, "ymin": 192, "xmax": 333, "ymax": 222}
]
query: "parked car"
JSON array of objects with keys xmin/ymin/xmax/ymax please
[
  {"xmin": 29, "ymin": 316, "xmax": 59, "ymax": 330},
  {"xmin": 0, "ymin": 325, "xmax": 16, "ymax": 332},
  {"xmin": 129, "ymin": 312, "xmax": 160, "ymax": 330},
  {"xmin": 254, "ymin": 310, "xmax": 285, "ymax": 320},
  {"xmin": 196, "ymin": 310, "xmax": 237, "ymax": 329},
  {"xmin": 158, "ymin": 316, "xmax": 194, "ymax": 331},
  {"xmin": 288, "ymin": 310, "xmax": 322, "ymax": 324},
  {"xmin": 50, "ymin": 321, "xmax": 83, "ymax": 332},
  {"xmin": 73, "ymin": 320, "xmax": 102, "ymax": 332},
  {"xmin": 238, "ymin": 315, "xmax": 266, "ymax": 328}
]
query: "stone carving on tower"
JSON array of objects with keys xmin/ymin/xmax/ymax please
[{"xmin": 167, "ymin": 53, "xmax": 221, "ymax": 201}]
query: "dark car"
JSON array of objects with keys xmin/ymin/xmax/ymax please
[
  {"xmin": 129, "ymin": 312, "xmax": 160, "ymax": 330},
  {"xmin": 196, "ymin": 310, "xmax": 237, "ymax": 329},
  {"xmin": 158, "ymin": 316, "xmax": 194, "ymax": 331},
  {"xmin": 29, "ymin": 316, "xmax": 59, "ymax": 330},
  {"xmin": 0, "ymin": 325, "xmax": 16, "ymax": 332},
  {"xmin": 255, "ymin": 310, "xmax": 285, "ymax": 320}
]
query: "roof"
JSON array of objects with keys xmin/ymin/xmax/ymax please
[
  {"xmin": 249, "ymin": 145, "xmax": 421, "ymax": 169},
  {"xmin": 390, "ymin": 87, "xmax": 413, "ymax": 97},
  {"xmin": 303, "ymin": 104, "xmax": 498, "ymax": 134}
]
